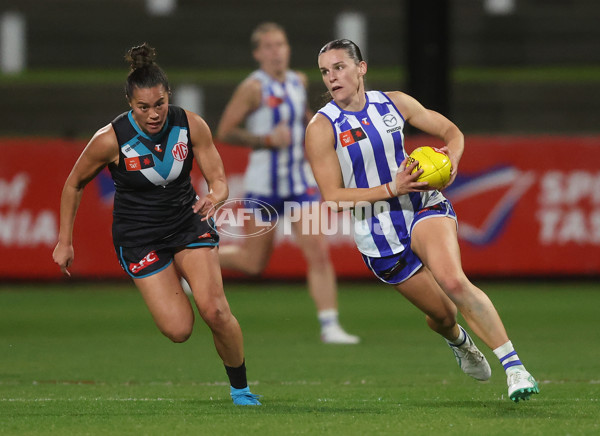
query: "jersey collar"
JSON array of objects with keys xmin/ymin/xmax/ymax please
[{"xmin": 127, "ymin": 110, "xmax": 170, "ymax": 142}]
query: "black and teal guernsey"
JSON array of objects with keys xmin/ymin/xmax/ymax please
[{"xmin": 109, "ymin": 105, "xmax": 199, "ymax": 247}]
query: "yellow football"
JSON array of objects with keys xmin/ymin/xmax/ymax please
[{"xmin": 407, "ymin": 146, "xmax": 452, "ymax": 190}]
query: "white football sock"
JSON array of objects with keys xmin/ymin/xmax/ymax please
[
  {"xmin": 318, "ymin": 309, "xmax": 339, "ymax": 329},
  {"xmin": 446, "ymin": 324, "xmax": 467, "ymax": 347},
  {"xmin": 493, "ymin": 340, "xmax": 526, "ymax": 373}
]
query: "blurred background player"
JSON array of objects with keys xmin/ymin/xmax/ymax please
[
  {"xmin": 215, "ymin": 22, "xmax": 359, "ymax": 344},
  {"xmin": 52, "ymin": 43, "xmax": 261, "ymax": 405},
  {"xmin": 305, "ymin": 39, "xmax": 539, "ymax": 402}
]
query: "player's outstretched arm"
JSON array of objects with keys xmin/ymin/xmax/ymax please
[{"xmin": 52, "ymin": 125, "xmax": 118, "ymax": 277}]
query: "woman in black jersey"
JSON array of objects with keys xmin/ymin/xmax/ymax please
[{"xmin": 52, "ymin": 43, "xmax": 260, "ymax": 406}]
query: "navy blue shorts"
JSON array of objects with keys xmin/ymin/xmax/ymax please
[
  {"xmin": 361, "ymin": 200, "xmax": 457, "ymax": 284},
  {"xmin": 362, "ymin": 248, "xmax": 423, "ymax": 285},
  {"xmin": 115, "ymin": 217, "xmax": 219, "ymax": 279}
]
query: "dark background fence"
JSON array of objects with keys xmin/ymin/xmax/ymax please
[{"xmin": 1, "ymin": 0, "xmax": 599, "ymax": 137}]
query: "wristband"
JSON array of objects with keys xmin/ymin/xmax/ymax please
[
  {"xmin": 385, "ymin": 182, "xmax": 395, "ymax": 197},
  {"xmin": 263, "ymin": 135, "xmax": 272, "ymax": 147}
]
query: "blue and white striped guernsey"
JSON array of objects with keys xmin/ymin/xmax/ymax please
[
  {"xmin": 317, "ymin": 90, "xmax": 447, "ymax": 257},
  {"xmin": 243, "ymin": 69, "xmax": 316, "ymax": 197}
]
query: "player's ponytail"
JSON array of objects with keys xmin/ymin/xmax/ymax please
[{"xmin": 124, "ymin": 42, "xmax": 170, "ymax": 100}]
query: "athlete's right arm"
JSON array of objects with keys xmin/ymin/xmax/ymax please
[
  {"xmin": 305, "ymin": 114, "xmax": 426, "ymax": 211},
  {"xmin": 52, "ymin": 125, "xmax": 119, "ymax": 277},
  {"xmin": 216, "ymin": 78, "xmax": 290, "ymax": 149}
]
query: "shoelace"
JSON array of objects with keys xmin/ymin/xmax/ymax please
[
  {"xmin": 455, "ymin": 344, "xmax": 484, "ymax": 363},
  {"xmin": 464, "ymin": 345, "xmax": 484, "ymax": 362}
]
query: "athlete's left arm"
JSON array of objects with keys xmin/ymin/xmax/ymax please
[
  {"xmin": 187, "ymin": 111, "xmax": 228, "ymax": 220},
  {"xmin": 388, "ymin": 91, "xmax": 464, "ymax": 184}
]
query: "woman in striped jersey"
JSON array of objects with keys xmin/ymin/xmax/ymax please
[
  {"xmin": 305, "ymin": 39, "xmax": 539, "ymax": 402},
  {"xmin": 216, "ymin": 23, "xmax": 358, "ymax": 344}
]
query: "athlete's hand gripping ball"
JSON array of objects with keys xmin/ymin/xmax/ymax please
[{"xmin": 407, "ymin": 146, "xmax": 452, "ymax": 190}]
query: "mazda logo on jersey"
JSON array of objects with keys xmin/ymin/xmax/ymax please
[
  {"xmin": 383, "ymin": 114, "xmax": 397, "ymax": 127},
  {"xmin": 339, "ymin": 127, "xmax": 367, "ymax": 147},
  {"xmin": 125, "ymin": 154, "xmax": 155, "ymax": 171}
]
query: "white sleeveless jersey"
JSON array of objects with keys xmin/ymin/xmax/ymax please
[
  {"xmin": 244, "ymin": 69, "xmax": 316, "ymax": 197},
  {"xmin": 318, "ymin": 91, "xmax": 446, "ymax": 257}
]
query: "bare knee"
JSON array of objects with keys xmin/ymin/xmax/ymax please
[
  {"xmin": 437, "ymin": 274, "xmax": 471, "ymax": 303},
  {"xmin": 199, "ymin": 304, "xmax": 232, "ymax": 331},
  {"xmin": 161, "ymin": 323, "xmax": 193, "ymax": 343},
  {"xmin": 243, "ymin": 258, "xmax": 269, "ymax": 276},
  {"xmin": 302, "ymin": 240, "xmax": 332, "ymax": 270},
  {"xmin": 220, "ymin": 243, "xmax": 271, "ymax": 276},
  {"xmin": 426, "ymin": 312, "xmax": 456, "ymax": 333},
  {"xmin": 237, "ymin": 250, "xmax": 270, "ymax": 275}
]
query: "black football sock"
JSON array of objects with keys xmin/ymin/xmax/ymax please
[{"xmin": 225, "ymin": 360, "xmax": 248, "ymax": 389}]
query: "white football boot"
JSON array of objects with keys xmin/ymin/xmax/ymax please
[
  {"xmin": 448, "ymin": 328, "xmax": 492, "ymax": 381},
  {"xmin": 507, "ymin": 368, "xmax": 539, "ymax": 402},
  {"xmin": 321, "ymin": 324, "xmax": 360, "ymax": 344}
]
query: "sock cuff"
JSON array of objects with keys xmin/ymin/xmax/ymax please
[
  {"xmin": 503, "ymin": 360, "xmax": 523, "ymax": 370},
  {"xmin": 493, "ymin": 340, "xmax": 514, "ymax": 359},
  {"xmin": 318, "ymin": 309, "xmax": 339, "ymax": 329},
  {"xmin": 499, "ymin": 350, "xmax": 518, "ymax": 363},
  {"xmin": 225, "ymin": 360, "xmax": 247, "ymax": 390},
  {"xmin": 447, "ymin": 325, "xmax": 468, "ymax": 347},
  {"xmin": 318, "ymin": 309, "xmax": 338, "ymax": 319}
]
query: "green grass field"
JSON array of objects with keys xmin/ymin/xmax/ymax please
[{"xmin": 1, "ymin": 281, "xmax": 599, "ymax": 435}]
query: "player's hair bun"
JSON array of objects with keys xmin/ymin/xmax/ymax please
[
  {"xmin": 123, "ymin": 42, "xmax": 170, "ymax": 99},
  {"xmin": 125, "ymin": 43, "xmax": 156, "ymax": 71}
]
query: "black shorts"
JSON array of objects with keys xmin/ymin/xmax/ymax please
[{"xmin": 115, "ymin": 216, "xmax": 219, "ymax": 279}]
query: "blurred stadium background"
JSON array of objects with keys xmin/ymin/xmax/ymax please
[
  {"xmin": 2, "ymin": 0, "xmax": 599, "ymax": 135},
  {"xmin": 1, "ymin": 0, "xmax": 599, "ymax": 280}
]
